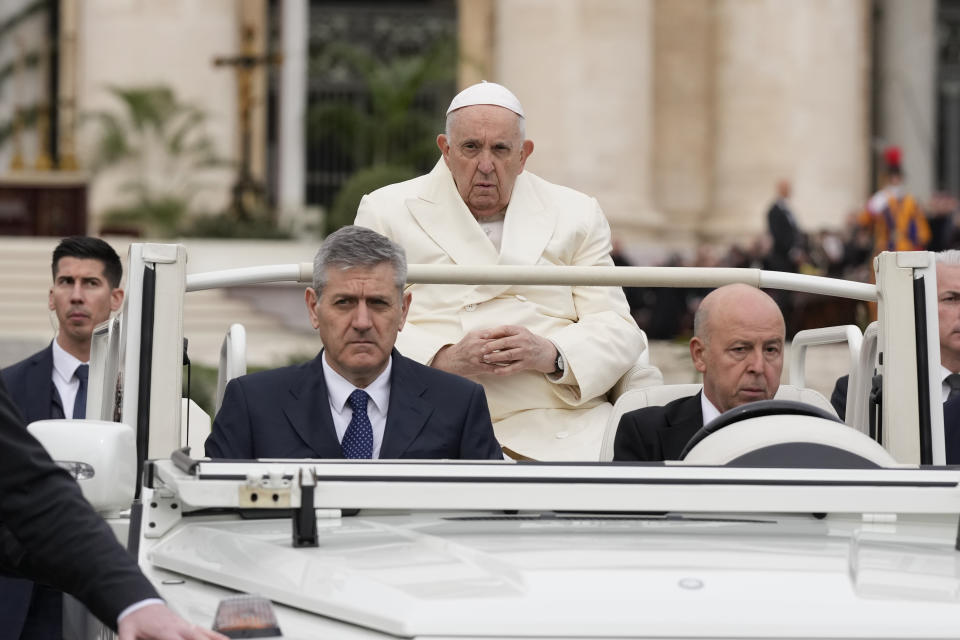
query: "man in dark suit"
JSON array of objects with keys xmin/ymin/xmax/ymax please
[
  {"xmin": 2, "ymin": 236, "xmax": 124, "ymax": 422},
  {"xmin": 830, "ymin": 250, "xmax": 960, "ymax": 421},
  {"xmin": 1, "ymin": 237, "xmax": 124, "ymax": 640},
  {"xmin": 206, "ymin": 225, "xmax": 503, "ymax": 460},
  {"xmin": 766, "ymin": 179, "xmax": 801, "ymax": 274},
  {"xmin": 614, "ymin": 284, "xmax": 785, "ymax": 461},
  {"xmin": 0, "ymin": 378, "xmax": 224, "ymax": 639},
  {"xmin": 940, "ymin": 394, "xmax": 960, "ymax": 464}
]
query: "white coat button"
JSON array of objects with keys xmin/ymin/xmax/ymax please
[
  {"xmin": 464, "ymin": 303, "xmax": 477, "ymax": 312},
  {"xmin": 515, "ymin": 295, "xmax": 527, "ymax": 301},
  {"xmin": 555, "ymin": 431, "xmax": 569, "ymax": 439}
]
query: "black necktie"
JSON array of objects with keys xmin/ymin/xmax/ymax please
[
  {"xmin": 341, "ymin": 390, "xmax": 373, "ymax": 458},
  {"xmin": 73, "ymin": 364, "xmax": 89, "ymax": 419},
  {"xmin": 947, "ymin": 373, "xmax": 960, "ymax": 403}
]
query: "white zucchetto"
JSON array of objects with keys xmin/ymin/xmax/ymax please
[{"xmin": 446, "ymin": 81, "xmax": 525, "ymax": 118}]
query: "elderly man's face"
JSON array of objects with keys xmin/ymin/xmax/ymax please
[
  {"xmin": 937, "ymin": 263, "xmax": 960, "ymax": 368},
  {"xmin": 306, "ymin": 263, "xmax": 411, "ymax": 388},
  {"xmin": 437, "ymin": 105, "xmax": 534, "ymax": 219},
  {"xmin": 691, "ymin": 289, "xmax": 785, "ymax": 413}
]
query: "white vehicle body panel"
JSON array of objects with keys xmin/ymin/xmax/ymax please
[{"xmin": 60, "ymin": 245, "xmax": 960, "ymax": 638}]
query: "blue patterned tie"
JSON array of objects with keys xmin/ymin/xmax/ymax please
[
  {"xmin": 341, "ymin": 389, "xmax": 373, "ymax": 458},
  {"xmin": 73, "ymin": 364, "xmax": 89, "ymax": 419}
]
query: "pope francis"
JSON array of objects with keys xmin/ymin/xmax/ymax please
[{"xmin": 355, "ymin": 81, "xmax": 660, "ymax": 460}]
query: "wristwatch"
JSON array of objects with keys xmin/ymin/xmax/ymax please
[{"xmin": 554, "ymin": 351, "xmax": 565, "ymax": 375}]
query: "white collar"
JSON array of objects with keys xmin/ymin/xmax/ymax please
[
  {"xmin": 51, "ymin": 338, "xmax": 85, "ymax": 381},
  {"xmin": 321, "ymin": 353, "xmax": 392, "ymax": 414},
  {"xmin": 700, "ymin": 391, "xmax": 722, "ymax": 426}
]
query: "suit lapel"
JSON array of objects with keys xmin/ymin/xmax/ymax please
[
  {"xmin": 406, "ymin": 160, "xmax": 499, "ymax": 266},
  {"xmin": 406, "ymin": 160, "xmax": 557, "ymax": 302},
  {"xmin": 499, "ymin": 173, "xmax": 555, "ymax": 267},
  {"xmin": 660, "ymin": 393, "xmax": 706, "ymax": 459},
  {"xmin": 380, "ymin": 352, "xmax": 433, "ymax": 458},
  {"xmin": 282, "ymin": 355, "xmax": 343, "ymax": 458},
  {"xmin": 27, "ymin": 346, "xmax": 58, "ymax": 421}
]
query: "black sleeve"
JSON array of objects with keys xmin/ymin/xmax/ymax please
[
  {"xmin": 0, "ymin": 378, "xmax": 158, "ymax": 629},
  {"xmin": 613, "ymin": 409, "xmax": 661, "ymax": 462}
]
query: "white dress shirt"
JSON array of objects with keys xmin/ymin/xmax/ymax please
[
  {"xmin": 322, "ymin": 354, "xmax": 392, "ymax": 458},
  {"xmin": 700, "ymin": 392, "xmax": 721, "ymax": 427},
  {"xmin": 51, "ymin": 339, "xmax": 85, "ymax": 419}
]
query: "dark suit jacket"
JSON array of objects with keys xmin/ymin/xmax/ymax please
[
  {"xmin": 767, "ymin": 200, "xmax": 799, "ymax": 273},
  {"xmin": 205, "ymin": 350, "xmax": 503, "ymax": 460},
  {"xmin": 942, "ymin": 396, "xmax": 960, "ymax": 464},
  {"xmin": 0, "ymin": 377, "xmax": 158, "ymax": 632},
  {"xmin": 0, "ymin": 344, "xmax": 64, "ymax": 640},
  {"xmin": 830, "ymin": 374, "xmax": 849, "ymax": 421},
  {"xmin": 1, "ymin": 345, "xmax": 64, "ymax": 424},
  {"xmin": 613, "ymin": 393, "xmax": 704, "ymax": 462}
]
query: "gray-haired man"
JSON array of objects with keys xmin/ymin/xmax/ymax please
[{"xmin": 205, "ymin": 225, "xmax": 503, "ymax": 460}]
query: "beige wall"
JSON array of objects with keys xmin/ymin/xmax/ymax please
[
  {"xmin": 706, "ymin": 0, "xmax": 870, "ymax": 241},
  {"xmin": 75, "ymin": 0, "xmax": 245, "ymax": 229},
  {"xmin": 494, "ymin": 0, "xmax": 660, "ymax": 240},
  {"xmin": 466, "ymin": 0, "xmax": 872, "ymax": 248}
]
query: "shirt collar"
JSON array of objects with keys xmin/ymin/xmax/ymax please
[
  {"xmin": 321, "ymin": 352, "xmax": 392, "ymax": 414},
  {"xmin": 700, "ymin": 390, "xmax": 722, "ymax": 426},
  {"xmin": 51, "ymin": 339, "xmax": 85, "ymax": 381}
]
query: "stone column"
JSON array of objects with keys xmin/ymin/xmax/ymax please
[
  {"xmin": 876, "ymin": 0, "xmax": 937, "ymax": 200},
  {"xmin": 493, "ymin": 0, "xmax": 658, "ymax": 242},
  {"xmin": 707, "ymin": 0, "xmax": 870, "ymax": 240},
  {"xmin": 457, "ymin": 0, "xmax": 494, "ymax": 88},
  {"xmin": 651, "ymin": 0, "xmax": 714, "ymax": 245},
  {"xmin": 277, "ymin": 0, "xmax": 307, "ymax": 227}
]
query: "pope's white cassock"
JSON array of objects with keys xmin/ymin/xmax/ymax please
[{"xmin": 356, "ymin": 159, "xmax": 662, "ymax": 460}]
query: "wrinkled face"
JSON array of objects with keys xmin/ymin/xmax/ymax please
[
  {"xmin": 937, "ymin": 264, "xmax": 960, "ymax": 367},
  {"xmin": 437, "ymin": 105, "xmax": 533, "ymax": 219},
  {"xmin": 49, "ymin": 257, "xmax": 123, "ymax": 348},
  {"xmin": 306, "ymin": 263, "xmax": 411, "ymax": 388},
  {"xmin": 691, "ymin": 297, "xmax": 785, "ymax": 413}
]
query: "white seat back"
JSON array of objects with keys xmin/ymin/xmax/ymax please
[
  {"xmin": 215, "ymin": 323, "xmax": 248, "ymax": 413},
  {"xmin": 599, "ymin": 383, "xmax": 838, "ymax": 461}
]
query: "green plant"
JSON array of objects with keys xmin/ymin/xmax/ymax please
[
  {"xmin": 86, "ymin": 85, "xmax": 224, "ymax": 236},
  {"xmin": 308, "ymin": 38, "xmax": 454, "ymax": 170},
  {"xmin": 326, "ymin": 164, "xmax": 417, "ymax": 235}
]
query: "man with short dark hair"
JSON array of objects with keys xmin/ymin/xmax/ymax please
[
  {"xmin": 205, "ymin": 226, "xmax": 503, "ymax": 460},
  {"xmin": 1, "ymin": 236, "xmax": 124, "ymax": 640},
  {"xmin": 614, "ymin": 284, "xmax": 786, "ymax": 462},
  {"xmin": 3, "ymin": 236, "xmax": 124, "ymax": 423}
]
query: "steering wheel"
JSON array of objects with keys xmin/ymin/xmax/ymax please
[{"xmin": 678, "ymin": 399, "xmax": 841, "ymax": 460}]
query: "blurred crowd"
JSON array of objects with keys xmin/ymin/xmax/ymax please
[{"xmin": 616, "ymin": 186, "xmax": 960, "ymax": 342}]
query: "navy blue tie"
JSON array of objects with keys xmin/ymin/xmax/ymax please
[
  {"xmin": 947, "ymin": 373, "xmax": 960, "ymax": 402},
  {"xmin": 73, "ymin": 364, "xmax": 89, "ymax": 419},
  {"xmin": 341, "ymin": 389, "xmax": 373, "ymax": 458}
]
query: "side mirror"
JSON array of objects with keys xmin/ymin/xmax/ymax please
[{"xmin": 27, "ymin": 419, "xmax": 137, "ymax": 515}]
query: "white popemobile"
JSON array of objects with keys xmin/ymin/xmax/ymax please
[{"xmin": 32, "ymin": 245, "xmax": 960, "ymax": 639}]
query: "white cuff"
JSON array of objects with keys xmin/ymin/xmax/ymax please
[{"xmin": 117, "ymin": 598, "xmax": 166, "ymax": 624}]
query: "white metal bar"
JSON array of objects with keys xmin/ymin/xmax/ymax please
[
  {"xmin": 186, "ymin": 264, "xmax": 307, "ymax": 291},
  {"xmin": 154, "ymin": 459, "xmax": 960, "ymax": 515},
  {"xmin": 789, "ymin": 325, "xmax": 863, "ymax": 388},
  {"xmin": 187, "ymin": 263, "xmax": 878, "ymax": 300}
]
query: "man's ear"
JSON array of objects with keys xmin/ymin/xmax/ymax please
[
  {"xmin": 305, "ymin": 287, "xmax": 321, "ymax": 329},
  {"xmin": 689, "ymin": 336, "xmax": 708, "ymax": 374},
  {"xmin": 110, "ymin": 288, "xmax": 125, "ymax": 312},
  {"xmin": 519, "ymin": 139, "xmax": 534, "ymax": 170},
  {"xmin": 48, "ymin": 287, "xmax": 55, "ymax": 311},
  {"xmin": 398, "ymin": 291, "xmax": 412, "ymax": 331},
  {"xmin": 437, "ymin": 134, "xmax": 449, "ymax": 157}
]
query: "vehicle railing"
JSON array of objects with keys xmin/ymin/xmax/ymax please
[{"xmin": 186, "ymin": 263, "xmax": 879, "ymax": 301}]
